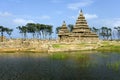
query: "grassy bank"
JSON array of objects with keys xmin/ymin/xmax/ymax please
[
  {"xmin": 0, "ymin": 40, "xmax": 120, "ymax": 53},
  {"xmin": 97, "ymin": 41, "xmax": 120, "ymax": 52}
]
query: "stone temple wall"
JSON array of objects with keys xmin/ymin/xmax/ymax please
[{"xmin": 59, "ymin": 36, "xmax": 99, "ymax": 43}]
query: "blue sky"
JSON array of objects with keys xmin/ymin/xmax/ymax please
[{"xmin": 0, "ymin": 0, "xmax": 120, "ymax": 38}]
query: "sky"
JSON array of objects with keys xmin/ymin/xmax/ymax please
[{"xmin": 0, "ymin": 0, "xmax": 120, "ymax": 38}]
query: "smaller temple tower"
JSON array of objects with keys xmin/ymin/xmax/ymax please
[{"xmin": 58, "ymin": 21, "xmax": 69, "ymax": 40}]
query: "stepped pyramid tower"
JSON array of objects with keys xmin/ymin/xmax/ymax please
[
  {"xmin": 72, "ymin": 10, "xmax": 91, "ymax": 34},
  {"xmin": 58, "ymin": 10, "xmax": 99, "ymax": 42},
  {"xmin": 58, "ymin": 21, "xmax": 69, "ymax": 40}
]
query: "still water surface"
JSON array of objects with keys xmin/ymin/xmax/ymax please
[{"xmin": 0, "ymin": 52, "xmax": 120, "ymax": 80}]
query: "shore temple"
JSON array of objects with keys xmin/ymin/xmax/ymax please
[{"xmin": 58, "ymin": 10, "xmax": 99, "ymax": 42}]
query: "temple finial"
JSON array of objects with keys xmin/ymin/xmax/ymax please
[
  {"xmin": 80, "ymin": 9, "xmax": 82, "ymax": 13},
  {"xmin": 62, "ymin": 21, "xmax": 66, "ymax": 27},
  {"xmin": 79, "ymin": 9, "xmax": 83, "ymax": 15}
]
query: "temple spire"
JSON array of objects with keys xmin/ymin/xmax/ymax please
[
  {"xmin": 58, "ymin": 21, "xmax": 69, "ymax": 37},
  {"xmin": 80, "ymin": 9, "xmax": 83, "ymax": 16},
  {"xmin": 62, "ymin": 21, "xmax": 67, "ymax": 27},
  {"xmin": 80, "ymin": 9, "xmax": 82, "ymax": 13}
]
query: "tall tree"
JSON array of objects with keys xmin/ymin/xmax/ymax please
[
  {"xmin": 99, "ymin": 27, "xmax": 107, "ymax": 40},
  {"xmin": 114, "ymin": 26, "xmax": 120, "ymax": 39},
  {"xmin": 36, "ymin": 23, "xmax": 41, "ymax": 39},
  {"xmin": 91, "ymin": 27, "xmax": 99, "ymax": 35},
  {"xmin": 16, "ymin": 23, "xmax": 53, "ymax": 40},
  {"xmin": 99, "ymin": 27, "xmax": 112, "ymax": 40},
  {"xmin": 26, "ymin": 23, "xmax": 36, "ymax": 39},
  {"xmin": 0, "ymin": 26, "xmax": 5, "ymax": 42},
  {"xmin": 107, "ymin": 28, "xmax": 112, "ymax": 40},
  {"xmin": 0, "ymin": 26, "xmax": 13, "ymax": 42},
  {"xmin": 68, "ymin": 24, "xmax": 74, "ymax": 32},
  {"xmin": 56, "ymin": 27, "xmax": 61, "ymax": 34},
  {"xmin": 6, "ymin": 28, "xmax": 13, "ymax": 39},
  {"xmin": 16, "ymin": 26, "xmax": 27, "ymax": 39},
  {"xmin": 46, "ymin": 25, "xmax": 53, "ymax": 39}
]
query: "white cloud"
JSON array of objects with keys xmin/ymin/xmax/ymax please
[
  {"xmin": 103, "ymin": 18, "xmax": 120, "ymax": 27},
  {"xmin": 0, "ymin": 12, "xmax": 12, "ymax": 17},
  {"xmin": 13, "ymin": 18, "xmax": 35, "ymax": 25},
  {"xmin": 71, "ymin": 16, "xmax": 77, "ymax": 20},
  {"xmin": 40, "ymin": 15, "xmax": 51, "ymax": 20},
  {"xmin": 70, "ymin": 13, "xmax": 98, "ymax": 20},
  {"xmin": 88, "ymin": 18, "xmax": 120, "ymax": 29},
  {"xmin": 68, "ymin": 0, "xmax": 93, "ymax": 10},
  {"xmin": 84, "ymin": 13, "xmax": 98, "ymax": 19},
  {"xmin": 111, "ymin": 18, "xmax": 120, "ymax": 27}
]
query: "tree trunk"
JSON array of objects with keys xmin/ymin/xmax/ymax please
[{"xmin": 1, "ymin": 32, "xmax": 3, "ymax": 42}]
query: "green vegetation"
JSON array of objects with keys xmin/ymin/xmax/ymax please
[
  {"xmin": 49, "ymin": 51, "xmax": 91, "ymax": 60},
  {"xmin": 97, "ymin": 41, "xmax": 120, "ymax": 52},
  {"xmin": 16, "ymin": 23, "xmax": 53, "ymax": 39},
  {"xmin": 52, "ymin": 44, "xmax": 61, "ymax": 48},
  {"xmin": 107, "ymin": 61, "xmax": 120, "ymax": 72},
  {"xmin": 0, "ymin": 26, "xmax": 13, "ymax": 42},
  {"xmin": 91, "ymin": 26, "xmax": 120, "ymax": 40},
  {"xmin": 49, "ymin": 53, "xmax": 68, "ymax": 60},
  {"xmin": 96, "ymin": 53, "xmax": 109, "ymax": 58},
  {"xmin": 71, "ymin": 53, "xmax": 89, "ymax": 60}
]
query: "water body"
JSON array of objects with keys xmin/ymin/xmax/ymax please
[{"xmin": 0, "ymin": 51, "xmax": 120, "ymax": 80}]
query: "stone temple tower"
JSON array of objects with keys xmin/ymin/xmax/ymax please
[
  {"xmin": 58, "ymin": 10, "xmax": 99, "ymax": 42},
  {"xmin": 58, "ymin": 21, "xmax": 69, "ymax": 40}
]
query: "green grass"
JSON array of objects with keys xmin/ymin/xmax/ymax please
[
  {"xmin": 97, "ymin": 41, "xmax": 120, "ymax": 52},
  {"xmin": 72, "ymin": 53, "xmax": 89, "ymax": 59},
  {"xmin": 49, "ymin": 53, "xmax": 69, "ymax": 60},
  {"xmin": 96, "ymin": 53, "xmax": 109, "ymax": 58},
  {"xmin": 107, "ymin": 61, "xmax": 120, "ymax": 72},
  {"xmin": 52, "ymin": 44, "xmax": 61, "ymax": 48},
  {"xmin": 49, "ymin": 52, "xmax": 90, "ymax": 60}
]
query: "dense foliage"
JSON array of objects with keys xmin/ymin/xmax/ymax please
[
  {"xmin": 16, "ymin": 23, "xmax": 53, "ymax": 39},
  {"xmin": 0, "ymin": 26, "xmax": 13, "ymax": 42}
]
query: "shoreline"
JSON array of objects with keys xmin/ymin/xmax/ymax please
[{"xmin": 0, "ymin": 40, "xmax": 120, "ymax": 53}]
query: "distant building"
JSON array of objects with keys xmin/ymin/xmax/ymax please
[{"xmin": 58, "ymin": 10, "xmax": 99, "ymax": 42}]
